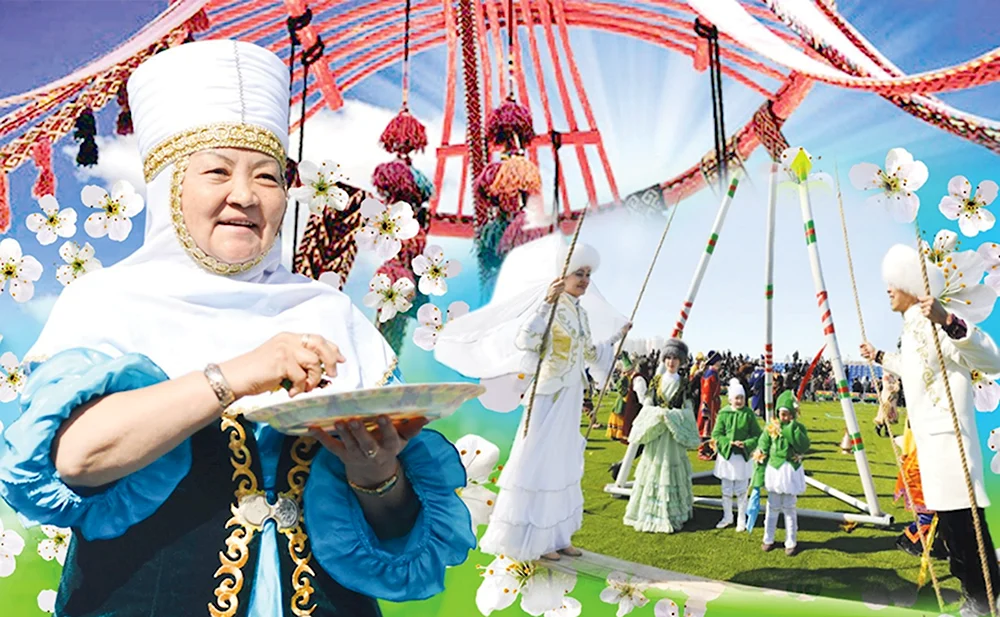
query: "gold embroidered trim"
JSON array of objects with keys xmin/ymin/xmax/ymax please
[
  {"xmin": 144, "ymin": 122, "xmax": 286, "ymax": 183},
  {"xmin": 378, "ymin": 357, "xmax": 399, "ymax": 387},
  {"xmin": 169, "ymin": 158, "xmax": 272, "ymax": 276},
  {"xmin": 210, "ymin": 412, "xmax": 258, "ymax": 617},
  {"xmin": 282, "ymin": 437, "xmax": 319, "ymax": 617}
]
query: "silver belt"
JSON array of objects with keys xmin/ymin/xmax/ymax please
[{"xmin": 235, "ymin": 493, "xmax": 300, "ymax": 531}]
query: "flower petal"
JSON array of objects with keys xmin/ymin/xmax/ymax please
[
  {"xmin": 396, "ymin": 218, "xmax": 420, "ymax": 241},
  {"xmin": 85, "ymin": 212, "xmax": 109, "ymax": 238},
  {"xmin": 898, "ymin": 161, "xmax": 928, "ymax": 192},
  {"xmin": 25, "ymin": 213, "xmax": 46, "ymax": 233},
  {"xmin": 412, "ymin": 326, "xmax": 438, "ymax": 351},
  {"xmin": 654, "ymin": 599, "xmax": 680, "ymax": 617},
  {"xmin": 362, "ymin": 291, "xmax": 383, "ymax": 309},
  {"xmin": 887, "ymin": 192, "xmax": 919, "ymax": 223},
  {"xmin": 938, "ymin": 195, "xmax": 963, "ymax": 220},
  {"xmin": 455, "ymin": 434, "xmax": 500, "ymax": 481},
  {"xmin": 417, "ymin": 303, "xmax": 442, "ymax": 328},
  {"xmin": 944, "ymin": 285, "xmax": 997, "ymax": 325},
  {"xmin": 297, "ymin": 160, "xmax": 320, "ymax": 183},
  {"xmin": 884, "ymin": 148, "xmax": 914, "ymax": 175},
  {"xmin": 1, "ymin": 528, "xmax": 25, "ymax": 556},
  {"xmin": 38, "ymin": 195, "xmax": 60, "ymax": 215},
  {"xmin": 378, "ymin": 304, "xmax": 398, "ymax": 323},
  {"xmin": 393, "ymin": 277, "xmax": 416, "ymax": 296},
  {"xmin": 121, "ymin": 192, "xmax": 145, "ymax": 217},
  {"xmin": 459, "ymin": 484, "xmax": 495, "ymax": 529},
  {"xmin": 78, "ymin": 242, "xmax": 96, "ymax": 262},
  {"xmin": 848, "ymin": 162, "xmax": 883, "ymax": 191},
  {"xmin": 18, "ymin": 255, "xmax": 43, "ymax": 281},
  {"xmin": 545, "ymin": 597, "xmax": 582, "ymax": 617},
  {"xmin": 424, "ymin": 245, "xmax": 445, "ymax": 264},
  {"xmin": 37, "ymin": 589, "xmax": 57, "ymax": 613},
  {"xmin": 959, "ymin": 213, "xmax": 982, "ymax": 238},
  {"xmin": 107, "ymin": 216, "xmax": 134, "ymax": 242},
  {"xmin": 360, "ymin": 196, "xmax": 387, "ymax": 219},
  {"xmin": 934, "ymin": 230, "xmax": 958, "ymax": 253},
  {"xmin": 369, "ymin": 273, "xmax": 391, "ymax": 293},
  {"xmin": 0, "ymin": 352, "xmax": 19, "ymax": 374},
  {"xmin": 56, "ymin": 265, "xmax": 76, "ymax": 286},
  {"xmin": 80, "ymin": 184, "xmax": 109, "ymax": 208},
  {"xmin": 412, "ymin": 255, "xmax": 431, "ymax": 276},
  {"xmin": 443, "ymin": 259, "xmax": 462, "ymax": 278},
  {"xmin": 478, "ymin": 373, "xmax": 530, "ymax": 413},
  {"xmin": 8, "ymin": 278, "xmax": 35, "ymax": 303},
  {"xmin": 36, "ymin": 227, "xmax": 57, "ymax": 246},
  {"xmin": 974, "ymin": 380, "xmax": 1000, "ymax": 413},
  {"xmin": 948, "ymin": 175, "xmax": 972, "ymax": 200},
  {"xmin": 447, "ymin": 301, "xmax": 470, "ymax": 321},
  {"xmin": 476, "ymin": 572, "xmax": 519, "ymax": 616},
  {"xmin": 0, "ymin": 238, "xmax": 23, "ymax": 261},
  {"xmin": 975, "ymin": 180, "xmax": 999, "ymax": 207},
  {"xmin": 419, "ymin": 275, "xmax": 448, "ymax": 297},
  {"xmin": 375, "ymin": 237, "xmax": 402, "ymax": 262}
]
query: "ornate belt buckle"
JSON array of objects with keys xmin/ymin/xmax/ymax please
[{"xmin": 237, "ymin": 493, "xmax": 299, "ymax": 531}]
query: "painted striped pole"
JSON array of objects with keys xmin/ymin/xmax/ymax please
[
  {"xmin": 797, "ymin": 182, "xmax": 882, "ymax": 517},
  {"xmin": 671, "ymin": 170, "xmax": 742, "ymax": 339},
  {"xmin": 763, "ymin": 163, "xmax": 778, "ymax": 422}
]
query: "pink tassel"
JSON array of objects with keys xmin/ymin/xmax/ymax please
[
  {"xmin": 489, "ymin": 155, "xmax": 542, "ymax": 198},
  {"xmin": 380, "ymin": 110, "xmax": 428, "ymax": 157},
  {"xmin": 486, "ymin": 99, "xmax": 535, "ymax": 149},
  {"xmin": 474, "ymin": 160, "xmax": 519, "ymax": 213},
  {"xmin": 0, "ymin": 171, "xmax": 10, "ymax": 234},
  {"xmin": 116, "ymin": 87, "xmax": 133, "ymax": 136},
  {"xmin": 30, "ymin": 138, "xmax": 57, "ymax": 199},
  {"xmin": 373, "ymin": 160, "xmax": 424, "ymax": 205},
  {"xmin": 498, "ymin": 210, "xmax": 548, "ymax": 255}
]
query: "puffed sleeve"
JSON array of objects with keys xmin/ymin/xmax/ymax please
[
  {"xmin": 303, "ymin": 429, "xmax": 476, "ymax": 602},
  {"xmin": 515, "ymin": 301, "xmax": 553, "ymax": 353},
  {"xmin": 0, "ymin": 348, "xmax": 191, "ymax": 541}
]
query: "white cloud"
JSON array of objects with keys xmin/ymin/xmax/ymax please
[
  {"xmin": 61, "ymin": 134, "xmax": 145, "ymax": 199},
  {"xmin": 20, "ymin": 294, "xmax": 60, "ymax": 325}
]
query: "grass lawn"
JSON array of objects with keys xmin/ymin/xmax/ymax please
[{"xmin": 574, "ymin": 399, "xmax": 964, "ymax": 607}]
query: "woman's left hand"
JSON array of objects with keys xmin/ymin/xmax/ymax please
[{"xmin": 311, "ymin": 415, "xmax": 429, "ymax": 488}]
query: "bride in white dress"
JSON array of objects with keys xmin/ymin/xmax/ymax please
[{"xmin": 435, "ymin": 235, "xmax": 629, "ymax": 561}]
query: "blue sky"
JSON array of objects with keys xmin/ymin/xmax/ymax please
[{"xmin": 0, "ymin": 0, "xmax": 998, "ymax": 433}]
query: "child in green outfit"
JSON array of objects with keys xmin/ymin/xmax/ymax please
[
  {"xmin": 711, "ymin": 379, "xmax": 762, "ymax": 531},
  {"xmin": 752, "ymin": 389, "xmax": 811, "ymax": 555}
]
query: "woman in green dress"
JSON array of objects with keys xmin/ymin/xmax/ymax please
[{"xmin": 622, "ymin": 339, "xmax": 701, "ymax": 533}]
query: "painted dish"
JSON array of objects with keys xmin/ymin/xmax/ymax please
[{"xmin": 241, "ymin": 382, "xmax": 485, "ymax": 436}]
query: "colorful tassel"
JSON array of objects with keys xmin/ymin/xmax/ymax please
[
  {"xmin": 473, "ymin": 161, "xmax": 517, "ymax": 213},
  {"xmin": 380, "ymin": 110, "xmax": 428, "ymax": 157},
  {"xmin": 410, "ymin": 167, "xmax": 434, "ymax": 204},
  {"xmin": 30, "ymin": 138, "xmax": 57, "ymax": 199},
  {"xmin": 473, "ymin": 216, "xmax": 509, "ymax": 294},
  {"xmin": 498, "ymin": 210, "xmax": 548, "ymax": 256},
  {"xmin": 486, "ymin": 99, "xmax": 534, "ymax": 149},
  {"xmin": 373, "ymin": 160, "xmax": 424, "ymax": 206},
  {"xmin": 0, "ymin": 171, "xmax": 10, "ymax": 235},
  {"xmin": 116, "ymin": 87, "xmax": 133, "ymax": 136},
  {"xmin": 73, "ymin": 108, "xmax": 99, "ymax": 167},
  {"xmin": 489, "ymin": 155, "xmax": 542, "ymax": 198}
]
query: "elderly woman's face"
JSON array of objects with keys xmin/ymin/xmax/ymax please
[
  {"xmin": 564, "ymin": 267, "xmax": 591, "ymax": 297},
  {"xmin": 181, "ymin": 148, "xmax": 286, "ymax": 264}
]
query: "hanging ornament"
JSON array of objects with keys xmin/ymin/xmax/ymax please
[
  {"xmin": 30, "ymin": 138, "xmax": 57, "ymax": 199},
  {"xmin": 73, "ymin": 108, "xmax": 99, "ymax": 167},
  {"xmin": 373, "ymin": 160, "xmax": 426, "ymax": 206},
  {"xmin": 0, "ymin": 171, "xmax": 10, "ymax": 235},
  {"xmin": 486, "ymin": 98, "xmax": 534, "ymax": 150},
  {"xmin": 115, "ymin": 87, "xmax": 133, "ymax": 136},
  {"xmin": 489, "ymin": 153, "xmax": 542, "ymax": 200},
  {"xmin": 380, "ymin": 109, "xmax": 428, "ymax": 157}
]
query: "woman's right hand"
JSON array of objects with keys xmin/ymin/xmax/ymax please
[
  {"xmin": 545, "ymin": 278, "xmax": 565, "ymax": 304},
  {"xmin": 221, "ymin": 333, "xmax": 346, "ymax": 398}
]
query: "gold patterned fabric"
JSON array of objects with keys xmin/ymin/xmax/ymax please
[{"xmin": 143, "ymin": 122, "xmax": 286, "ymax": 183}]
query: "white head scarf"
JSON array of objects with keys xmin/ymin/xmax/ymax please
[
  {"xmin": 434, "ymin": 233, "xmax": 627, "ymax": 380},
  {"xmin": 27, "ymin": 41, "xmax": 395, "ymax": 391}
]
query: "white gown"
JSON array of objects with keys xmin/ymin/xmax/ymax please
[{"xmin": 478, "ymin": 294, "xmax": 618, "ymax": 561}]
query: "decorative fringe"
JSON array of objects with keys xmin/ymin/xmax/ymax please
[
  {"xmin": 474, "ymin": 160, "xmax": 518, "ymax": 213},
  {"xmin": 73, "ymin": 108, "xmax": 99, "ymax": 167},
  {"xmin": 0, "ymin": 171, "xmax": 10, "ymax": 235},
  {"xmin": 380, "ymin": 110, "xmax": 428, "ymax": 157},
  {"xmin": 116, "ymin": 87, "xmax": 133, "ymax": 136},
  {"xmin": 30, "ymin": 138, "xmax": 57, "ymax": 199},
  {"xmin": 486, "ymin": 99, "xmax": 534, "ymax": 149},
  {"xmin": 410, "ymin": 166, "xmax": 434, "ymax": 204},
  {"xmin": 489, "ymin": 155, "xmax": 542, "ymax": 198},
  {"xmin": 498, "ymin": 210, "xmax": 547, "ymax": 256},
  {"xmin": 373, "ymin": 160, "xmax": 424, "ymax": 206}
]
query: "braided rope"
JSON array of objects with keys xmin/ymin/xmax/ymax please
[
  {"xmin": 832, "ymin": 166, "xmax": 944, "ymax": 611},
  {"xmin": 913, "ymin": 223, "xmax": 997, "ymax": 617},
  {"xmin": 583, "ymin": 198, "xmax": 680, "ymax": 442},
  {"xmin": 522, "ymin": 207, "xmax": 588, "ymax": 437},
  {"xmin": 456, "ymin": 0, "xmax": 487, "ymax": 226}
]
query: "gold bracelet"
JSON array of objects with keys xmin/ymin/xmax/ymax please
[
  {"xmin": 348, "ymin": 466, "xmax": 401, "ymax": 497},
  {"xmin": 204, "ymin": 363, "xmax": 236, "ymax": 411}
]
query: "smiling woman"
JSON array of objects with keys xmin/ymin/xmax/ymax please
[{"xmin": 0, "ymin": 40, "xmax": 475, "ymax": 617}]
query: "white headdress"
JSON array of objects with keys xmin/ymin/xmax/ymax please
[
  {"xmin": 727, "ymin": 378, "xmax": 745, "ymax": 405},
  {"xmin": 881, "ymin": 244, "xmax": 944, "ymax": 299},
  {"xmin": 435, "ymin": 234, "xmax": 626, "ymax": 380},
  {"xmin": 27, "ymin": 41, "xmax": 394, "ymax": 391}
]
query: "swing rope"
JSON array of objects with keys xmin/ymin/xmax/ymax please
[
  {"xmin": 522, "ymin": 207, "xmax": 589, "ymax": 437},
  {"xmin": 914, "ymin": 220, "xmax": 997, "ymax": 617},
  {"xmin": 583, "ymin": 200, "xmax": 681, "ymax": 442},
  {"xmin": 832, "ymin": 165, "xmax": 945, "ymax": 611}
]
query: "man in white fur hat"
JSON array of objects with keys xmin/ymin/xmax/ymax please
[{"xmin": 861, "ymin": 244, "xmax": 1000, "ymax": 617}]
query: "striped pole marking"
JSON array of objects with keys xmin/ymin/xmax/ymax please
[{"xmin": 805, "ymin": 219, "xmax": 817, "ymax": 245}]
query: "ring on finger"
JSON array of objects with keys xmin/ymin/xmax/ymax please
[
  {"xmin": 365, "ymin": 446, "xmax": 379, "ymax": 459},
  {"xmin": 301, "ymin": 334, "xmax": 312, "ymax": 348}
]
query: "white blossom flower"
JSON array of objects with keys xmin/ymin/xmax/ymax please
[
  {"xmin": 0, "ymin": 352, "xmax": 26, "ymax": 403},
  {"xmin": 363, "ymin": 273, "xmax": 414, "ymax": 323},
  {"xmin": 37, "ymin": 589, "xmax": 57, "ymax": 613},
  {"xmin": 0, "ymin": 238, "xmax": 43, "ymax": 303},
  {"xmin": 412, "ymin": 245, "xmax": 461, "ymax": 296},
  {"xmin": 288, "ymin": 160, "xmax": 351, "ymax": 214},
  {"xmin": 925, "ymin": 230, "xmax": 959, "ymax": 264},
  {"xmin": 36, "ymin": 589, "xmax": 58, "ymax": 613},
  {"xmin": 921, "ymin": 232, "xmax": 996, "ymax": 324},
  {"xmin": 654, "ymin": 599, "xmax": 679, "ymax": 617},
  {"xmin": 849, "ymin": 148, "xmax": 929, "ymax": 223},
  {"xmin": 476, "ymin": 557, "xmax": 575, "ymax": 616},
  {"xmin": 939, "ymin": 176, "xmax": 997, "ymax": 237},
  {"xmin": 81, "ymin": 181, "xmax": 144, "ymax": 241},
  {"xmin": 600, "ymin": 571, "xmax": 649, "ymax": 617},
  {"xmin": 660, "ymin": 580, "xmax": 726, "ymax": 617},
  {"xmin": 978, "ymin": 241, "xmax": 1000, "ymax": 293},
  {"xmin": 545, "ymin": 597, "xmax": 582, "ymax": 617},
  {"xmin": 356, "ymin": 197, "xmax": 420, "ymax": 261},
  {"xmin": 37, "ymin": 526, "xmax": 71, "ymax": 566},
  {"xmin": 56, "ymin": 241, "xmax": 102, "ymax": 287},
  {"xmin": 455, "ymin": 434, "xmax": 500, "ymax": 534},
  {"xmin": 413, "ymin": 301, "xmax": 469, "ymax": 351},
  {"xmin": 26, "ymin": 195, "xmax": 77, "ymax": 246},
  {"xmin": 989, "ymin": 428, "xmax": 1000, "ymax": 474},
  {"xmin": 0, "ymin": 519, "xmax": 25, "ymax": 577},
  {"xmin": 972, "ymin": 370, "xmax": 1000, "ymax": 412}
]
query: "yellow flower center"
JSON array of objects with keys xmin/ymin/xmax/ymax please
[
  {"xmin": 881, "ymin": 172, "xmax": 901, "ymax": 194},
  {"xmin": 1, "ymin": 263, "xmax": 16, "ymax": 278},
  {"xmin": 962, "ymin": 198, "xmax": 981, "ymax": 215},
  {"xmin": 313, "ymin": 177, "xmax": 330, "ymax": 196},
  {"xmin": 47, "ymin": 213, "xmax": 60, "ymax": 225},
  {"xmin": 103, "ymin": 198, "xmax": 122, "ymax": 217}
]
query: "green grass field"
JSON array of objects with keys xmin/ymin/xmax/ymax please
[{"xmin": 574, "ymin": 399, "xmax": 964, "ymax": 608}]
